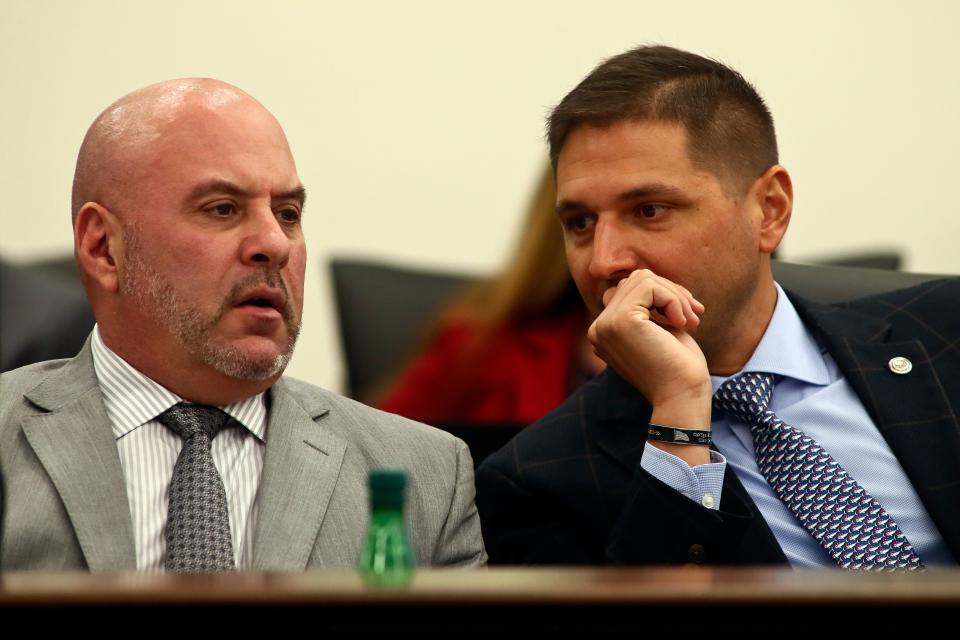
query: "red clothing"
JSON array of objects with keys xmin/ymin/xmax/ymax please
[{"xmin": 377, "ymin": 311, "xmax": 584, "ymax": 425}]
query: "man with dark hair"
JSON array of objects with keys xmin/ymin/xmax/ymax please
[
  {"xmin": 0, "ymin": 78, "xmax": 486, "ymax": 571},
  {"xmin": 547, "ymin": 45, "xmax": 778, "ymax": 193},
  {"xmin": 476, "ymin": 45, "xmax": 960, "ymax": 568}
]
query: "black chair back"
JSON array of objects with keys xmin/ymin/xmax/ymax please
[{"xmin": 330, "ymin": 258, "xmax": 476, "ymax": 400}]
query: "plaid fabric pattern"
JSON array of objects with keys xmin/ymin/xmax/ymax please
[{"xmin": 477, "ymin": 278, "xmax": 960, "ymax": 566}]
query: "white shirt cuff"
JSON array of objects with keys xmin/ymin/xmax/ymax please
[{"xmin": 640, "ymin": 442, "xmax": 726, "ymax": 510}]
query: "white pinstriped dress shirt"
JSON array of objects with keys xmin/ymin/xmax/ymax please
[{"xmin": 90, "ymin": 326, "xmax": 266, "ymax": 571}]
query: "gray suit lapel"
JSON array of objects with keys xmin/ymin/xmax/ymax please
[
  {"xmin": 22, "ymin": 345, "xmax": 137, "ymax": 571},
  {"xmin": 252, "ymin": 378, "xmax": 345, "ymax": 569}
]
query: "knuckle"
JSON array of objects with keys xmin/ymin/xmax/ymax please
[{"xmin": 594, "ymin": 318, "xmax": 614, "ymax": 339}]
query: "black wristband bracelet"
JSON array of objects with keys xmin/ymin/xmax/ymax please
[{"xmin": 647, "ymin": 423, "xmax": 712, "ymax": 446}]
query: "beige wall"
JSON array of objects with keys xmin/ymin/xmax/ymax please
[{"xmin": 2, "ymin": 0, "xmax": 958, "ymax": 392}]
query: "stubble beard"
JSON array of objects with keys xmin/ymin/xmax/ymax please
[
  {"xmin": 120, "ymin": 228, "xmax": 301, "ymax": 381},
  {"xmin": 688, "ymin": 260, "xmax": 762, "ymax": 368}
]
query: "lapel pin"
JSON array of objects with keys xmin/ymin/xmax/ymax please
[{"xmin": 888, "ymin": 356, "xmax": 913, "ymax": 375}]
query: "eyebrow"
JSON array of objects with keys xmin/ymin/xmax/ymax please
[
  {"xmin": 556, "ymin": 182, "xmax": 686, "ymax": 216},
  {"xmin": 616, "ymin": 183, "xmax": 685, "ymax": 202},
  {"xmin": 186, "ymin": 179, "xmax": 307, "ymax": 207},
  {"xmin": 278, "ymin": 185, "xmax": 307, "ymax": 208}
]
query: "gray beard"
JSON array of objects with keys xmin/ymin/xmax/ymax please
[{"xmin": 120, "ymin": 230, "xmax": 300, "ymax": 381}]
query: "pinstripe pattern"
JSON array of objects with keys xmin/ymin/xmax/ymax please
[{"xmin": 90, "ymin": 327, "xmax": 265, "ymax": 571}]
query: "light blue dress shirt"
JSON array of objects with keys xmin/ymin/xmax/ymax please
[{"xmin": 640, "ymin": 284, "xmax": 954, "ymax": 567}]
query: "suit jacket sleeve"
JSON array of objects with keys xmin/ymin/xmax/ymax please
[
  {"xmin": 476, "ymin": 371, "xmax": 786, "ymax": 566},
  {"xmin": 430, "ymin": 437, "xmax": 488, "ymax": 566},
  {"xmin": 477, "ymin": 449, "xmax": 782, "ymax": 565},
  {"xmin": 605, "ymin": 466, "xmax": 784, "ymax": 564}
]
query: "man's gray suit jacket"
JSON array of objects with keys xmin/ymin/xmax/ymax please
[{"xmin": 0, "ymin": 341, "xmax": 487, "ymax": 570}]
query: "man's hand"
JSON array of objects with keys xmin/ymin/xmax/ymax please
[{"xmin": 588, "ymin": 269, "xmax": 712, "ymax": 465}]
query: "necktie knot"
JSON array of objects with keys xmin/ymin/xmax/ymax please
[
  {"xmin": 158, "ymin": 403, "xmax": 230, "ymax": 444},
  {"xmin": 713, "ymin": 371, "xmax": 775, "ymax": 424}
]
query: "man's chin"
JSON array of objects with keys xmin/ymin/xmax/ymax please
[
  {"xmin": 197, "ymin": 338, "xmax": 294, "ymax": 382},
  {"xmin": 210, "ymin": 351, "xmax": 289, "ymax": 381}
]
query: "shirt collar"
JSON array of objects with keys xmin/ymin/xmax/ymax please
[
  {"xmin": 710, "ymin": 283, "xmax": 831, "ymax": 394},
  {"xmin": 90, "ymin": 325, "xmax": 268, "ymax": 442}
]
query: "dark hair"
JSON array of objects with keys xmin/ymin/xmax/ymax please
[{"xmin": 548, "ymin": 45, "xmax": 778, "ymax": 193}]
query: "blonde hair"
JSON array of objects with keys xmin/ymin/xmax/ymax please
[{"xmin": 373, "ymin": 164, "xmax": 578, "ymax": 403}]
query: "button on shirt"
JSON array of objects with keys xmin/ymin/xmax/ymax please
[
  {"xmin": 90, "ymin": 326, "xmax": 267, "ymax": 571},
  {"xmin": 640, "ymin": 284, "xmax": 954, "ymax": 568}
]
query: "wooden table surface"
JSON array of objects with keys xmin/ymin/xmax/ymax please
[{"xmin": 3, "ymin": 567, "xmax": 957, "ymax": 635}]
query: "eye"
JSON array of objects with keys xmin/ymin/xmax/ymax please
[
  {"xmin": 562, "ymin": 214, "xmax": 595, "ymax": 233},
  {"xmin": 637, "ymin": 203, "xmax": 669, "ymax": 219},
  {"xmin": 207, "ymin": 202, "xmax": 237, "ymax": 217},
  {"xmin": 276, "ymin": 207, "xmax": 302, "ymax": 225}
]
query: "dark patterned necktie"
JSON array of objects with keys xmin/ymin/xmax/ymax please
[
  {"xmin": 714, "ymin": 372, "xmax": 922, "ymax": 570},
  {"xmin": 158, "ymin": 403, "xmax": 236, "ymax": 572}
]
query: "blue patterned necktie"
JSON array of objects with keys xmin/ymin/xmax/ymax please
[
  {"xmin": 714, "ymin": 372, "xmax": 922, "ymax": 570},
  {"xmin": 158, "ymin": 403, "xmax": 236, "ymax": 572}
]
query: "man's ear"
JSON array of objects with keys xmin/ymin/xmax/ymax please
[
  {"xmin": 754, "ymin": 165, "xmax": 793, "ymax": 255},
  {"xmin": 74, "ymin": 202, "xmax": 123, "ymax": 293}
]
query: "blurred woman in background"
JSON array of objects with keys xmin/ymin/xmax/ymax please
[{"xmin": 375, "ymin": 166, "xmax": 604, "ymax": 426}]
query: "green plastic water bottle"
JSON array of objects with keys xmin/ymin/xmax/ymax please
[{"xmin": 359, "ymin": 468, "xmax": 414, "ymax": 587}]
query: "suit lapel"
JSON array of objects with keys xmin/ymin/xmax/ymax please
[
  {"xmin": 794, "ymin": 292, "xmax": 960, "ymax": 559},
  {"xmin": 252, "ymin": 379, "xmax": 345, "ymax": 569},
  {"xmin": 22, "ymin": 345, "xmax": 137, "ymax": 571}
]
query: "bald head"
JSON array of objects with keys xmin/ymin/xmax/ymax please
[
  {"xmin": 71, "ymin": 78, "xmax": 277, "ymax": 223},
  {"xmin": 71, "ymin": 77, "xmax": 306, "ymax": 403}
]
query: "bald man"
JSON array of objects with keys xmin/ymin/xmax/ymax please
[{"xmin": 0, "ymin": 79, "xmax": 486, "ymax": 571}]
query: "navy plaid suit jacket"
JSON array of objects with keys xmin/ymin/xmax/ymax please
[{"xmin": 475, "ymin": 279, "xmax": 960, "ymax": 565}]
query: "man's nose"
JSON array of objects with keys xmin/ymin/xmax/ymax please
[
  {"xmin": 240, "ymin": 206, "xmax": 291, "ymax": 269},
  {"xmin": 588, "ymin": 216, "xmax": 639, "ymax": 283}
]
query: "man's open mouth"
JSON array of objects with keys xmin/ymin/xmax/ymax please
[
  {"xmin": 235, "ymin": 288, "xmax": 285, "ymax": 314},
  {"xmin": 241, "ymin": 298, "xmax": 275, "ymax": 308}
]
